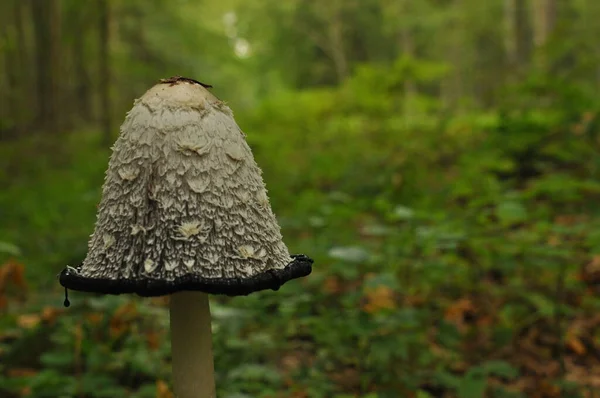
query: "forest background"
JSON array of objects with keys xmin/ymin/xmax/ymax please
[{"xmin": 1, "ymin": 0, "xmax": 600, "ymax": 397}]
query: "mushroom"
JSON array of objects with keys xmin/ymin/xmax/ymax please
[{"xmin": 58, "ymin": 76, "xmax": 313, "ymax": 398}]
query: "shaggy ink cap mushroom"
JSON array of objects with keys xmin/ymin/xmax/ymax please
[{"xmin": 59, "ymin": 76, "xmax": 313, "ymax": 299}]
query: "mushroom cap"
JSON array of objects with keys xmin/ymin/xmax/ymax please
[{"xmin": 59, "ymin": 77, "xmax": 312, "ymax": 297}]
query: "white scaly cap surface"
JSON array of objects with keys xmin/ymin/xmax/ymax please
[{"xmin": 81, "ymin": 79, "xmax": 292, "ymax": 283}]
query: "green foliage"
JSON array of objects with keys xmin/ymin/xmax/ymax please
[{"xmin": 0, "ymin": 132, "xmax": 108, "ymax": 282}]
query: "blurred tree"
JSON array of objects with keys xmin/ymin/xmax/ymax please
[
  {"xmin": 31, "ymin": 0, "xmax": 61, "ymax": 134},
  {"xmin": 0, "ymin": 0, "xmax": 234, "ymax": 140},
  {"xmin": 68, "ymin": 0, "xmax": 94, "ymax": 122},
  {"xmin": 504, "ymin": 0, "xmax": 533, "ymax": 75},
  {"xmin": 1, "ymin": 0, "xmax": 600, "ymax": 137},
  {"xmin": 531, "ymin": 0, "xmax": 556, "ymax": 49},
  {"xmin": 98, "ymin": 0, "xmax": 111, "ymax": 146}
]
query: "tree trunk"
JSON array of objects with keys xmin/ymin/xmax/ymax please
[
  {"xmin": 441, "ymin": 0, "xmax": 465, "ymax": 112},
  {"xmin": 98, "ymin": 0, "xmax": 112, "ymax": 146},
  {"xmin": 14, "ymin": 0, "xmax": 29, "ymax": 133},
  {"xmin": 531, "ymin": 0, "xmax": 556, "ymax": 69},
  {"xmin": 531, "ymin": 0, "xmax": 556, "ymax": 48},
  {"xmin": 399, "ymin": 0, "xmax": 416, "ymax": 122},
  {"xmin": 73, "ymin": 7, "xmax": 92, "ymax": 122},
  {"xmin": 2, "ymin": 36, "xmax": 18, "ymax": 134},
  {"xmin": 504, "ymin": 0, "xmax": 533, "ymax": 73},
  {"xmin": 31, "ymin": 0, "xmax": 61, "ymax": 134},
  {"xmin": 327, "ymin": 1, "xmax": 349, "ymax": 83},
  {"xmin": 14, "ymin": 1, "xmax": 28, "ymax": 82}
]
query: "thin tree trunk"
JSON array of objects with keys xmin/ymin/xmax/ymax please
[
  {"xmin": 588, "ymin": 0, "xmax": 600, "ymax": 91},
  {"xmin": 441, "ymin": 0, "xmax": 465, "ymax": 112},
  {"xmin": 327, "ymin": 2, "xmax": 349, "ymax": 83},
  {"xmin": 531, "ymin": 0, "xmax": 556, "ymax": 69},
  {"xmin": 504, "ymin": 0, "xmax": 533, "ymax": 73},
  {"xmin": 2, "ymin": 35, "xmax": 18, "ymax": 132},
  {"xmin": 74, "ymin": 8, "xmax": 92, "ymax": 121},
  {"xmin": 31, "ymin": 0, "xmax": 61, "ymax": 134},
  {"xmin": 14, "ymin": 0, "xmax": 29, "ymax": 133},
  {"xmin": 400, "ymin": 0, "xmax": 415, "ymax": 122},
  {"xmin": 0, "ymin": 1, "xmax": 15, "ymax": 137},
  {"xmin": 532, "ymin": 0, "xmax": 556, "ymax": 48},
  {"xmin": 14, "ymin": 1, "xmax": 27, "ymax": 79},
  {"xmin": 98, "ymin": 0, "xmax": 111, "ymax": 146}
]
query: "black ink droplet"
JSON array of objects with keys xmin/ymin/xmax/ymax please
[{"xmin": 63, "ymin": 287, "xmax": 71, "ymax": 308}]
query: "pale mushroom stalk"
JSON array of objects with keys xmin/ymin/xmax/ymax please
[
  {"xmin": 170, "ymin": 292, "xmax": 215, "ymax": 398},
  {"xmin": 59, "ymin": 76, "xmax": 313, "ymax": 395}
]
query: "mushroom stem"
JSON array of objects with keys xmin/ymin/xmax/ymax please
[{"xmin": 170, "ymin": 291, "xmax": 216, "ymax": 398}]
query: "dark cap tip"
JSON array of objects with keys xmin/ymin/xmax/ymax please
[{"xmin": 159, "ymin": 76, "xmax": 213, "ymax": 88}]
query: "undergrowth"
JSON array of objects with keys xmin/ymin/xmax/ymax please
[{"xmin": 1, "ymin": 67, "xmax": 600, "ymax": 397}]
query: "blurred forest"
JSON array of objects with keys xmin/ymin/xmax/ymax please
[{"xmin": 2, "ymin": 0, "xmax": 600, "ymax": 397}]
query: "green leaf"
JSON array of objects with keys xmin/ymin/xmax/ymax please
[
  {"xmin": 496, "ymin": 201, "xmax": 527, "ymax": 225},
  {"xmin": 433, "ymin": 370, "xmax": 460, "ymax": 389},
  {"xmin": 228, "ymin": 364, "xmax": 282, "ymax": 384},
  {"xmin": 0, "ymin": 241, "xmax": 21, "ymax": 256},
  {"xmin": 80, "ymin": 374, "xmax": 124, "ymax": 396},
  {"xmin": 392, "ymin": 205, "xmax": 415, "ymax": 220},
  {"xmin": 328, "ymin": 246, "xmax": 370, "ymax": 262},
  {"xmin": 40, "ymin": 351, "xmax": 74, "ymax": 368},
  {"xmin": 481, "ymin": 360, "xmax": 518, "ymax": 379},
  {"xmin": 526, "ymin": 293, "xmax": 555, "ymax": 317},
  {"xmin": 458, "ymin": 368, "xmax": 487, "ymax": 398}
]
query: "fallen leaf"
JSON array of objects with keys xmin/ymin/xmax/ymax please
[
  {"xmin": 533, "ymin": 379, "xmax": 561, "ymax": 398},
  {"xmin": 146, "ymin": 330, "xmax": 161, "ymax": 350},
  {"xmin": 579, "ymin": 255, "xmax": 600, "ymax": 286},
  {"xmin": 41, "ymin": 307, "xmax": 63, "ymax": 324},
  {"xmin": 280, "ymin": 354, "xmax": 302, "ymax": 373},
  {"xmin": 554, "ymin": 215, "xmax": 580, "ymax": 226},
  {"xmin": 328, "ymin": 367, "xmax": 361, "ymax": 391},
  {"xmin": 156, "ymin": 380, "xmax": 174, "ymax": 398},
  {"xmin": 362, "ymin": 285, "xmax": 396, "ymax": 313},
  {"xmin": 16, "ymin": 314, "xmax": 41, "ymax": 329},
  {"xmin": 444, "ymin": 298, "xmax": 476, "ymax": 332},
  {"xmin": 403, "ymin": 295, "xmax": 425, "ymax": 306},
  {"xmin": 566, "ymin": 334, "xmax": 586, "ymax": 356},
  {"xmin": 86, "ymin": 312, "xmax": 104, "ymax": 325},
  {"xmin": 7, "ymin": 368, "xmax": 37, "ymax": 377},
  {"xmin": 587, "ymin": 255, "xmax": 600, "ymax": 272},
  {"xmin": 476, "ymin": 315, "xmax": 494, "ymax": 327},
  {"xmin": 565, "ymin": 360, "xmax": 600, "ymax": 388},
  {"xmin": 1, "ymin": 260, "xmax": 27, "ymax": 290},
  {"xmin": 0, "ymin": 260, "xmax": 28, "ymax": 309},
  {"xmin": 110, "ymin": 301, "xmax": 138, "ymax": 338},
  {"xmin": 547, "ymin": 235, "xmax": 561, "ymax": 247},
  {"xmin": 323, "ymin": 276, "xmax": 342, "ymax": 294},
  {"xmin": 582, "ymin": 111, "xmax": 596, "ymax": 123}
]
